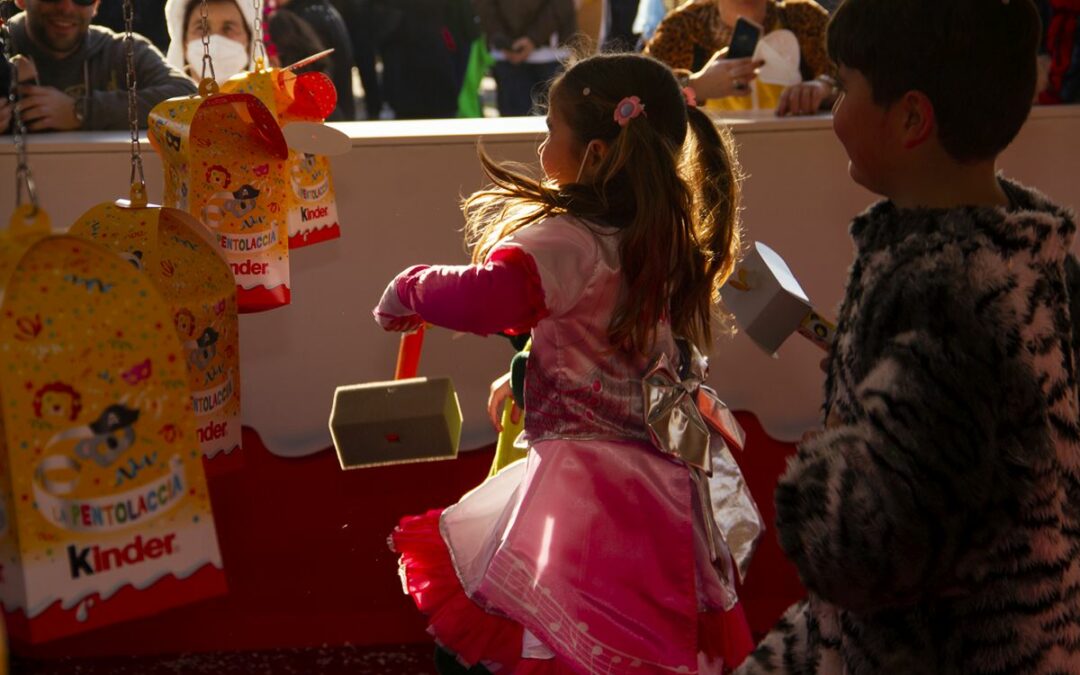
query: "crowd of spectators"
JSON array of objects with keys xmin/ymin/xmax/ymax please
[{"xmin": 0, "ymin": 0, "xmax": 1076, "ymax": 133}]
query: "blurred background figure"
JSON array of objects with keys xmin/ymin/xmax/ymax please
[
  {"xmin": 93, "ymin": 0, "xmax": 170, "ymax": 52},
  {"xmin": 276, "ymin": 0, "xmax": 356, "ymax": 119},
  {"xmin": 2, "ymin": 0, "xmax": 194, "ymax": 132},
  {"xmin": 165, "ymin": 0, "xmax": 254, "ymax": 84},
  {"xmin": 334, "ymin": 0, "xmax": 394, "ymax": 119},
  {"xmin": 634, "ymin": 0, "xmax": 681, "ymax": 46},
  {"xmin": 377, "ymin": 0, "xmax": 476, "ymax": 119},
  {"xmin": 1038, "ymin": 0, "xmax": 1079, "ymax": 103},
  {"xmin": 645, "ymin": 0, "xmax": 835, "ymax": 115},
  {"xmin": 266, "ymin": 7, "xmax": 330, "ymax": 77},
  {"xmin": 602, "ymin": 0, "xmax": 640, "ymax": 51},
  {"xmin": 473, "ymin": 0, "xmax": 576, "ymax": 116}
]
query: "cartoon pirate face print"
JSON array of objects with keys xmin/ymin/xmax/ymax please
[
  {"xmin": 188, "ymin": 327, "xmax": 219, "ymax": 371},
  {"xmin": 72, "ymin": 403, "xmax": 141, "ymax": 468},
  {"xmin": 224, "ymin": 185, "xmax": 260, "ymax": 219},
  {"xmin": 121, "ymin": 250, "xmax": 144, "ymax": 271}
]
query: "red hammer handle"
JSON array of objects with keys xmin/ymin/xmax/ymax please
[{"xmin": 394, "ymin": 324, "xmax": 426, "ymax": 380}]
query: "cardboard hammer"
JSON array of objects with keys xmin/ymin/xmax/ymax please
[
  {"xmin": 719, "ymin": 241, "xmax": 837, "ymax": 355},
  {"xmin": 329, "ymin": 325, "xmax": 463, "ymax": 469}
]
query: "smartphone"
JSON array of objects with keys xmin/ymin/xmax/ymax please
[{"xmin": 726, "ymin": 17, "xmax": 763, "ymax": 59}]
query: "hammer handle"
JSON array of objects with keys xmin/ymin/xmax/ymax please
[{"xmin": 394, "ymin": 324, "xmax": 426, "ymax": 380}]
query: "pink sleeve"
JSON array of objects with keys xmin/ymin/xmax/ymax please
[{"xmin": 393, "ymin": 246, "xmax": 549, "ymax": 336}]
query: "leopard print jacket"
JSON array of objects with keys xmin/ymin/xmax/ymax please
[
  {"xmin": 737, "ymin": 179, "xmax": 1080, "ymax": 674},
  {"xmin": 644, "ymin": 0, "xmax": 830, "ymax": 80}
]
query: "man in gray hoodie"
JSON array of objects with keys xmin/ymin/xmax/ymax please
[{"xmin": 1, "ymin": 0, "xmax": 195, "ymax": 133}]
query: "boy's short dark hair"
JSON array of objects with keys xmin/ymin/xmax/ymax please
[{"xmin": 828, "ymin": 0, "xmax": 1041, "ymax": 162}]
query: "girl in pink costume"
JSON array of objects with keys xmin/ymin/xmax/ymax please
[{"xmin": 375, "ymin": 53, "xmax": 762, "ymax": 674}]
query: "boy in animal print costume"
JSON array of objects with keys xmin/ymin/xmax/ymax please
[{"xmin": 738, "ymin": 1, "xmax": 1080, "ymax": 673}]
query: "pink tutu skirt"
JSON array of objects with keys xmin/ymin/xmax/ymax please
[{"xmin": 391, "ymin": 440, "xmax": 755, "ymax": 674}]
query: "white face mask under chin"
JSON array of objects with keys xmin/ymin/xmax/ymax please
[{"xmin": 185, "ymin": 34, "xmax": 250, "ymax": 85}]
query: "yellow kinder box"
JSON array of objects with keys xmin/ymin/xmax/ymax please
[
  {"xmin": 222, "ymin": 67, "xmax": 341, "ymax": 248},
  {"xmin": 149, "ymin": 90, "xmax": 291, "ymax": 313},
  {"xmin": 0, "ymin": 234, "xmax": 225, "ymax": 643},
  {"xmin": 69, "ymin": 202, "xmax": 242, "ymax": 459}
]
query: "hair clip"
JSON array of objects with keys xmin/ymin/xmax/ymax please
[
  {"xmin": 614, "ymin": 96, "xmax": 646, "ymax": 126},
  {"xmin": 681, "ymin": 86, "xmax": 698, "ymax": 108}
]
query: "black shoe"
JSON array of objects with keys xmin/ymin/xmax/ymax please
[{"xmin": 434, "ymin": 645, "xmax": 493, "ymax": 674}]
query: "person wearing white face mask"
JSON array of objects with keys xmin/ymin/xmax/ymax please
[{"xmin": 164, "ymin": 0, "xmax": 254, "ymax": 85}]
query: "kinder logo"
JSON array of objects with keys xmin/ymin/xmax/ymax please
[
  {"xmin": 300, "ymin": 205, "xmax": 329, "ymax": 223},
  {"xmin": 67, "ymin": 533, "xmax": 178, "ymax": 579},
  {"xmin": 197, "ymin": 420, "xmax": 229, "ymax": 443}
]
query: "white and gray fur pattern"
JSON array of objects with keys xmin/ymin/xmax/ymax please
[{"xmin": 738, "ymin": 179, "xmax": 1080, "ymax": 674}]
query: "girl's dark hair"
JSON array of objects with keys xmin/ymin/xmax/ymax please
[
  {"xmin": 828, "ymin": 0, "xmax": 1040, "ymax": 162},
  {"xmin": 465, "ymin": 53, "xmax": 742, "ymax": 353}
]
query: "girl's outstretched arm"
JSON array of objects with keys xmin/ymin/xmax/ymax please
[{"xmin": 373, "ymin": 246, "xmax": 549, "ymax": 336}]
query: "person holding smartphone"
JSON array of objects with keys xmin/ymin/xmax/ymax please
[
  {"xmin": 645, "ymin": 0, "xmax": 836, "ymax": 116},
  {"xmin": 1, "ymin": 0, "xmax": 195, "ymax": 133}
]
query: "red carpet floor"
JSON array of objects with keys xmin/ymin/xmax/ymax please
[{"xmin": 13, "ymin": 643, "xmax": 439, "ymax": 674}]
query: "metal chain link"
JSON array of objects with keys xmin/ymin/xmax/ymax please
[
  {"xmin": 122, "ymin": 0, "xmax": 146, "ymax": 204},
  {"xmin": 4, "ymin": 20, "xmax": 38, "ymax": 214},
  {"xmin": 250, "ymin": 0, "xmax": 267, "ymax": 69},
  {"xmin": 199, "ymin": 0, "xmax": 216, "ymax": 83}
]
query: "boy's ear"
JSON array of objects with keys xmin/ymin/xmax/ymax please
[{"xmin": 898, "ymin": 90, "xmax": 935, "ymax": 150}]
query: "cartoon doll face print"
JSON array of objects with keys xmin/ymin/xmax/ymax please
[
  {"xmin": 73, "ymin": 403, "xmax": 141, "ymax": 468},
  {"xmin": 33, "ymin": 382, "xmax": 82, "ymax": 421},
  {"xmin": 206, "ymin": 165, "xmax": 232, "ymax": 190},
  {"xmin": 174, "ymin": 308, "xmax": 196, "ymax": 338}
]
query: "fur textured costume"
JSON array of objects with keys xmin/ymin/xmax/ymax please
[{"xmin": 739, "ymin": 178, "xmax": 1080, "ymax": 674}]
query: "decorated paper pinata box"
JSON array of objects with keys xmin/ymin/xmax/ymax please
[
  {"xmin": 0, "ymin": 228, "xmax": 225, "ymax": 644},
  {"xmin": 69, "ymin": 202, "xmax": 242, "ymax": 459},
  {"xmin": 222, "ymin": 65, "xmax": 342, "ymax": 248},
  {"xmin": 148, "ymin": 90, "xmax": 291, "ymax": 313}
]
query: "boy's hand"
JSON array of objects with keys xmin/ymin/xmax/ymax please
[
  {"xmin": 776, "ymin": 79, "xmax": 831, "ymax": 117},
  {"xmin": 689, "ymin": 48, "xmax": 764, "ymax": 100},
  {"xmin": 487, "ymin": 371, "xmax": 521, "ymax": 432}
]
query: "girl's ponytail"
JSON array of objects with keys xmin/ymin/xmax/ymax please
[{"xmin": 674, "ymin": 105, "xmax": 742, "ymax": 346}]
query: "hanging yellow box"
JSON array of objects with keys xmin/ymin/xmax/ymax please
[
  {"xmin": 148, "ymin": 91, "xmax": 291, "ymax": 313},
  {"xmin": 69, "ymin": 202, "xmax": 242, "ymax": 459},
  {"xmin": 222, "ymin": 68, "xmax": 342, "ymax": 248},
  {"xmin": 0, "ymin": 235, "xmax": 225, "ymax": 644}
]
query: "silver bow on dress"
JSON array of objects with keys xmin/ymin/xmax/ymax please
[{"xmin": 642, "ymin": 343, "xmax": 764, "ymax": 581}]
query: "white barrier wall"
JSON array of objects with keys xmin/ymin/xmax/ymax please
[{"xmin": 3, "ymin": 107, "xmax": 1079, "ymax": 457}]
